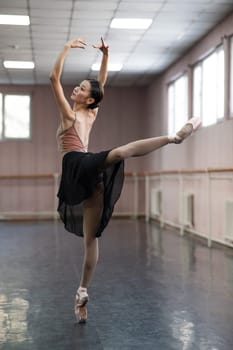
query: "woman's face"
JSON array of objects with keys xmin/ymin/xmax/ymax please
[{"xmin": 71, "ymin": 80, "xmax": 92, "ymax": 104}]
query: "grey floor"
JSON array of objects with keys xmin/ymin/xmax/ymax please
[{"xmin": 0, "ymin": 219, "xmax": 233, "ymax": 350}]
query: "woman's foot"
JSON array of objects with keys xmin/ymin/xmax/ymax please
[
  {"xmin": 76, "ymin": 305, "xmax": 87, "ymax": 324},
  {"xmin": 169, "ymin": 117, "xmax": 201, "ymax": 144},
  {"xmin": 74, "ymin": 287, "xmax": 89, "ymax": 323}
]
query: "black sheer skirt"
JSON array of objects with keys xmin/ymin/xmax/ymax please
[{"xmin": 57, "ymin": 151, "xmax": 124, "ymax": 237}]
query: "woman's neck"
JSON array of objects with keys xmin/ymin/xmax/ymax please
[{"xmin": 73, "ymin": 103, "xmax": 88, "ymax": 113}]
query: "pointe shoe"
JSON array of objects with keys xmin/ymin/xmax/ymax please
[
  {"xmin": 173, "ymin": 117, "xmax": 201, "ymax": 144},
  {"xmin": 76, "ymin": 305, "xmax": 87, "ymax": 324},
  {"xmin": 74, "ymin": 288, "xmax": 89, "ymax": 323}
]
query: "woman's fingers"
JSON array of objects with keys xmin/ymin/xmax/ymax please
[
  {"xmin": 92, "ymin": 37, "xmax": 108, "ymax": 50},
  {"xmin": 69, "ymin": 37, "xmax": 87, "ymax": 48}
]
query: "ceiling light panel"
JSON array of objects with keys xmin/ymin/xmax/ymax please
[
  {"xmin": 0, "ymin": 14, "xmax": 30, "ymax": 25},
  {"xmin": 3, "ymin": 60, "xmax": 35, "ymax": 69}
]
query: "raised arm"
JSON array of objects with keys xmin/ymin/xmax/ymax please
[
  {"xmin": 93, "ymin": 37, "xmax": 109, "ymax": 87},
  {"xmin": 50, "ymin": 38, "xmax": 86, "ymax": 119}
]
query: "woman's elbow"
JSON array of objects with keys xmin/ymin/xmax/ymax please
[
  {"xmin": 49, "ymin": 73, "xmax": 55, "ymax": 81},
  {"xmin": 49, "ymin": 72, "xmax": 58, "ymax": 82}
]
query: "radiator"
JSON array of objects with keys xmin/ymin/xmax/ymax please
[
  {"xmin": 150, "ymin": 189, "xmax": 162, "ymax": 217},
  {"xmin": 224, "ymin": 200, "xmax": 233, "ymax": 241},
  {"xmin": 180, "ymin": 192, "xmax": 194, "ymax": 227}
]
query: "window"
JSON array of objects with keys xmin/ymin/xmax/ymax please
[
  {"xmin": 168, "ymin": 74, "xmax": 188, "ymax": 134},
  {"xmin": 193, "ymin": 46, "xmax": 224, "ymax": 126},
  {"xmin": 0, "ymin": 94, "xmax": 2, "ymax": 137},
  {"xmin": 193, "ymin": 65, "xmax": 202, "ymax": 121},
  {"xmin": 0, "ymin": 93, "xmax": 31, "ymax": 139},
  {"xmin": 230, "ymin": 36, "xmax": 233, "ymax": 116}
]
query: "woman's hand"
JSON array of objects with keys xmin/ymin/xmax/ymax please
[
  {"xmin": 93, "ymin": 37, "xmax": 109, "ymax": 86},
  {"xmin": 65, "ymin": 37, "xmax": 87, "ymax": 49},
  {"xmin": 93, "ymin": 37, "xmax": 109, "ymax": 55}
]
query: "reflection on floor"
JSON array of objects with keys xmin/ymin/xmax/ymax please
[{"xmin": 0, "ymin": 219, "xmax": 233, "ymax": 350}]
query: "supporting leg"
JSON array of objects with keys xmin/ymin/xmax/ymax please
[
  {"xmin": 75, "ymin": 183, "xmax": 104, "ymax": 323},
  {"xmin": 81, "ymin": 183, "xmax": 103, "ymax": 287}
]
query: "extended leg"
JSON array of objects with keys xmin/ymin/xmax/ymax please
[{"xmin": 105, "ymin": 117, "xmax": 201, "ymax": 165}]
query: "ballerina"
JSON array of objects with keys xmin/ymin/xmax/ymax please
[{"xmin": 50, "ymin": 36, "xmax": 201, "ymax": 323}]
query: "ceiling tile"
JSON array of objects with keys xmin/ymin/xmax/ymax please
[
  {"xmin": 29, "ymin": 0, "xmax": 73, "ymax": 9},
  {"xmin": 74, "ymin": 1, "xmax": 118, "ymax": 11}
]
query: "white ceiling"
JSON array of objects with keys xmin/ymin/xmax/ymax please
[{"xmin": 0, "ymin": 0, "xmax": 233, "ymax": 86}]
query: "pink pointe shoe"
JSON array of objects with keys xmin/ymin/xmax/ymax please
[
  {"xmin": 172, "ymin": 117, "xmax": 201, "ymax": 144},
  {"xmin": 74, "ymin": 288, "xmax": 89, "ymax": 324}
]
